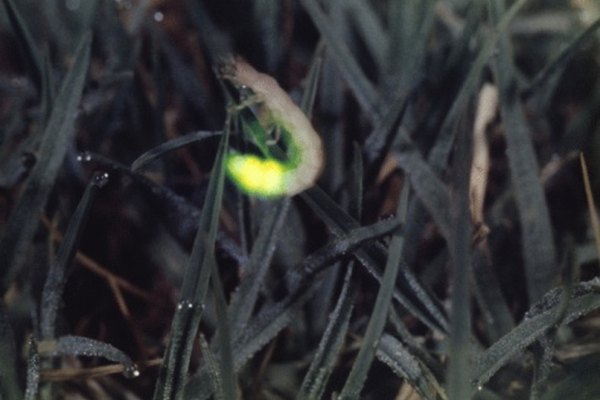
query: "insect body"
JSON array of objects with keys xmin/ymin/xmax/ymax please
[{"xmin": 221, "ymin": 59, "xmax": 324, "ymax": 197}]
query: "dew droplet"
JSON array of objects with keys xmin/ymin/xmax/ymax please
[
  {"xmin": 94, "ymin": 172, "xmax": 110, "ymax": 187},
  {"xmin": 77, "ymin": 151, "xmax": 92, "ymax": 163},
  {"xmin": 153, "ymin": 11, "xmax": 164, "ymax": 22},
  {"xmin": 123, "ymin": 364, "xmax": 140, "ymax": 379}
]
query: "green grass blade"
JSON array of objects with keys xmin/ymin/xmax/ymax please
[
  {"xmin": 490, "ymin": 0, "xmax": 558, "ymax": 303},
  {"xmin": 473, "ymin": 279, "xmax": 600, "ymax": 390},
  {"xmin": 153, "ymin": 120, "xmax": 229, "ymax": 400},
  {"xmin": 0, "ymin": 306, "xmax": 22, "ymax": 400},
  {"xmin": 131, "ymin": 130, "xmax": 222, "ymax": 171},
  {"xmin": 0, "ymin": 33, "xmax": 91, "ymax": 296},
  {"xmin": 338, "ymin": 185, "xmax": 409, "ymax": 399},
  {"xmin": 40, "ymin": 175, "xmax": 104, "ymax": 339},
  {"xmin": 299, "ymin": 0, "xmax": 382, "ymax": 121},
  {"xmin": 298, "ymin": 264, "xmax": 354, "ymax": 400},
  {"xmin": 346, "ymin": 0, "xmax": 388, "ymax": 72},
  {"xmin": 376, "ymin": 334, "xmax": 447, "ymax": 400}
]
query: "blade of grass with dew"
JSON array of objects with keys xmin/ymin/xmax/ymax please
[
  {"xmin": 301, "ymin": 186, "xmax": 448, "ymax": 333},
  {"xmin": 0, "ymin": 33, "xmax": 91, "ymax": 296},
  {"xmin": 473, "ymin": 278, "xmax": 600, "ymax": 390},
  {"xmin": 338, "ymin": 185, "xmax": 409, "ymax": 399},
  {"xmin": 446, "ymin": 110, "xmax": 474, "ymax": 400},
  {"xmin": 37, "ymin": 335, "xmax": 138, "ymax": 378},
  {"xmin": 1, "ymin": 0, "xmax": 44, "ymax": 93},
  {"xmin": 490, "ymin": 0, "xmax": 558, "ymax": 304},
  {"xmin": 525, "ymin": 17, "xmax": 600, "ymax": 100},
  {"xmin": 376, "ymin": 333, "xmax": 447, "ymax": 400},
  {"xmin": 24, "ymin": 337, "xmax": 40, "ymax": 400},
  {"xmin": 181, "ymin": 217, "xmax": 403, "ymax": 399},
  {"xmin": 299, "ymin": 0, "xmax": 382, "ymax": 121},
  {"xmin": 208, "ymin": 253, "xmax": 236, "ymax": 400},
  {"xmin": 0, "ymin": 306, "xmax": 22, "ymax": 400},
  {"xmin": 298, "ymin": 264, "xmax": 355, "ymax": 400},
  {"xmin": 153, "ymin": 119, "xmax": 229, "ymax": 400},
  {"xmin": 40, "ymin": 174, "xmax": 105, "ymax": 340},
  {"xmin": 131, "ymin": 130, "xmax": 222, "ymax": 171}
]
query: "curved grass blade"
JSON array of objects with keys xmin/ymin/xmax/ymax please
[
  {"xmin": 298, "ymin": 263, "xmax": 354, "ymax": 400},
  {"xmin": 376, "ymin": 334, "xmax": 447, "ymax": 400},
  {"xmin": 0, "ymin": 33, "xmax": 92, "ymax": 296},
  {"xmin": 0, "ymin": 306, "xmax": 22, "ymax": 400},
  {"xmin": 153, "ymin": 118, "xmax": 229, "ymax": 400},
  {"xmin": 131, "ymin": 130, "xmax": 222, "ymax": 171},
  {"xmin": 40, "ymin": 174, "xmax": 105, "ymax": 339},
  {"xmin": 473, "ymin": 279, "xmax": 600, "ymax": 391},
  {"xmin": 490, "ymin": 0, "xmax": 557, "ymax": 303},
  {"xmin": 337, "ymin": 185, "xmax": 409, "ymax": 399},
  {"xmin": 37, "ymin": 335, "xmax": 138, "ymax": 378}
]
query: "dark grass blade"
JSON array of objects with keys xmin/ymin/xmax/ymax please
[
  {"xmin": 131, "ymin": 130, "xmax": 222, "ymax": 171},
  {"xmin": 1, "ymin": 0, "xmax": 44, "ymax": 93},
  {"xmin": 346, "ymin": 0, "xmax": 388, "ymax": 72},
  {"xmin": 37, "ymin": 335, "xmax": 138, "ymax": 378},
  {"xmin": 525, "ymin": 17, "xmax": 600, "ymax": 100},
  {"xmin": 0, "ymin": 33, "xmax": 91, "ymax": 296},
  {"xmin": 540, "ymin": 355, "xmax": 600, "ymax": 400},
  {"xmin": 446, "ymin": 112, "xmax": 474, "ymax": 400},
  {"xmin": 0, "ymin": 306, "xmax": 22, "ymax": 400},
  {"xmin": 209, "ymin": 254, "xmax": 236, "ymax": 400},
  {"xmin": 338, "ymin": 185, "xmax": 409, "ymax": 399},
  {"xmin": 153, "ymin": 120, "xmax": 229, "ymax": 400},
  {"xmin": 490, "ymin": 0, "xmax": 558, "ymax": 304},
  {"xmin": 40, "ymin": 174, "xmax": 106, "ymax": 339},
  {"xmin": 473, "ymin": 278, "xmax": 600, "ymax": 390},
  {"xmin": 299, "ymin": 0, "xmax": 382, "ymax": 121},
  {"xmin": 376, "ymin": 334, "xmax": 447, "ymax": 400},
  {"xmin": 227, "ymin": 199, "xmax": 291, "ymax": 335},
  {"xmin": 180, "ymin": 217, "xmax": 403, "ymax": 399},
  {"xmin": 301, "ymin": 186, "xmax": 448, "ymax": 333},
  {"xmin": 298, "ymin": 264, "xmax": 354, "ymax": 400}
]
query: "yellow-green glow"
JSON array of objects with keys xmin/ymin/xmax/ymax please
[{"xmin": 225, "ymin": 154, "xmax": 288, "ymax": 197}]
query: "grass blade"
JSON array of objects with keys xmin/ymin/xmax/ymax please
[
  {"xmin": 376, "ymin": 334, "xmax": 447, "ymax": 400},
  {"xmin": 37, "ymin": 335, "xmax": 138, "ymax": 378},
  {"xmin": 153, "ymin": 119, "xmax": 229, "ymax": 399},
  {"xmin": 1, "ymin": 0, "xmax": 44, "ymax": 92},
  {"xmin": 490, "ymin": 0, "xmax": 558, "ymax": 303},
  {"xmin": 299, "ymin": 0, "xmax": 382, "ymax": 121},
  {"xmin": 473, "ymin": 279, "xmax": 600, "ymax": 390},
  {"xmin": 298, "ymin": 264, "xmax": 354, "ymax": 400},
  {"xmin": 131, "ymin": 130, "xmax": 222, "ymax": 171},
  {"xmin": 0, "ymin": 33, "xmax": 91, "ymax": 296},
  {"xmin": 338, "ymin": 185, "xmax": 409, "ymax": 399},
  {"xmin": 0, "ymin": 306, "xmax": 22, "ymax": 400},
  {"xmin": 40, "ymin": 174, "xmax": 105, "ymax": 339}
]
